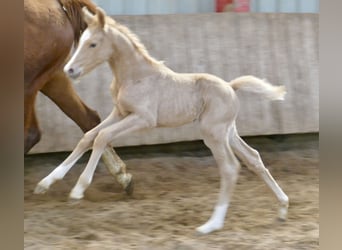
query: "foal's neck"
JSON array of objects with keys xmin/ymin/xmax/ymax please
[{"xmin": 107, "ymin": 28, "xmax": 158, "ymax": 86}]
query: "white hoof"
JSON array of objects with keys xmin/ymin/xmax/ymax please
[
  {"xmin": 33, "ymin": 180, "xmax": 50, "ymax": 194},
  {"xmin": 69, "ymin": 188, "xmax": 84, "ymax": 200},
  {"xmin": 278, "ymin": 206, "xmax": 288, "ymax": 221},
  {"xmin": 196, "ymin": 221, "xmax": 224, "ymax": 235},
  {"xmin": 278, "ymin": 196, "xmax": 289, "ymax": 221}
]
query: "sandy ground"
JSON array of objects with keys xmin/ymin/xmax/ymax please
[{"xmin": 24, "ymin": 135, "xmax": 318, "ymax": 250}]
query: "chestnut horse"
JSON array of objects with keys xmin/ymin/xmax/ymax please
[
  {"xmin": 24, "ymin": 0, "xmax": 133, "ymax": 193},
  {"xmin": 24, "ymin": 0, "xmax": 98, "ymax": 153}
]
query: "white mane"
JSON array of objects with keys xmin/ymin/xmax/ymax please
[{"xmin": 106, "ymin": 17, "xmax": 163, "ymax": 67}]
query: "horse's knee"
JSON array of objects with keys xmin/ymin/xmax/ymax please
[
  {"xmin": 24, "ymin": 127, "xmax": 41, "ymax": 154},
  {"xmin": 84, "ymin": 109, "xmax": 101, "ymax": 132}
]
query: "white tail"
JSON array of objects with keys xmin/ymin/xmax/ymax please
[{"xmin": 229, "ymin": 75, "xmax": 286, "ymax": 101}]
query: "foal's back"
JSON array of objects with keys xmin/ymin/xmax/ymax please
[
  {"xmin": 155, "ymin": 72, "xmax": 204, "ymax": 126},
  {"xmin": 138, "ymin": 70, "xmax": 237, "ymax": 127}
]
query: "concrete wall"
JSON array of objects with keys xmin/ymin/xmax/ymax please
[
  {"xmin": 251, "ymin": 0, "xmax": 319, "ymax": 13},
  {"xmin": 92, "ymin": 0, "xmax": 319, "ymax": 15},
  {"xmin": 31, "ymin": 13, "xmax": 318, "ymax": 154}
]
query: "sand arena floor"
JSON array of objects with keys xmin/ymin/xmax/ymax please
[{"xmin": 24, "ymin": 134, "xmax": 318, "ymax": 250}]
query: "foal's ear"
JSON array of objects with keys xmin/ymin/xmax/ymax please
[
  {"xmin": 82, "ymin": 7, "xmax": 95, "ymax": 25},
  {"xmin": 95, "ymin": 7, "xmax": 106, "ymax": 29}
]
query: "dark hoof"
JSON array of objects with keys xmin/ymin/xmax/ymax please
[
  {"xmin": 67, "ymin": 197, "xmax": 83, "ymax": 205},
  {"xmin": 124, "ymin": 177, "xmax": 134, "ymax": 196},
  {"xmin": 277, "ymin": 217, "xmax": 287, "ymax": 222}
]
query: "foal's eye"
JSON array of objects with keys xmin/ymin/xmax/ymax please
[{"xmin": 89, "ymin": 43, "xmax": 97, "ymax": 48}]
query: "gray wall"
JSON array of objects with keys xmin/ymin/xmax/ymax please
[
  {"xmin": 251, "ymin": 0, "xmax": 319, "ymax": 13},
  {"xmin": 92, "ymin": 0, "xmax": 319, "ymax": 15},
  {"xmin": 93, "ymin": 0, "xmax": 215, "ymax": 15},
  {"xmin": 31, "ymin": 13, "xmax": 318, "ymax": 153}
]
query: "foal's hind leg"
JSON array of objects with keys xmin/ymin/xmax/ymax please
[
  {"xmin": 197, "ymin": 127, "xmax": 241, "ymax": 234},
  {"xmin": 229, "ymin": 124, "xmax": 289, "ymax": 220}
]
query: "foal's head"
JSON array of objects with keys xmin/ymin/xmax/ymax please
[{"xmin": 64, "ymin": 7, "xmax": 112, "ymax": 79}]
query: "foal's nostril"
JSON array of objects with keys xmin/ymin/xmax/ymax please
[{"xmin": 68, "ymin": 68, "xmax": 74, "ymax": 75}]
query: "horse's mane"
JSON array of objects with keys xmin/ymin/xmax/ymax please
[
  {"xmin": 59, "ymin": 0, "xmax": 97, "ymax": 46},
  {"xmin": 108, "ymin": 18, "xmax": 163, "ymax": 66}
]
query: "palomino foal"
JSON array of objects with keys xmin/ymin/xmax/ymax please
[{"xmin": 35, "ymin": 7, "xmax": 289, "ymax": 234}]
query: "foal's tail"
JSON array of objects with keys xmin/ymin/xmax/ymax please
[{"xmin": 228, "ymin": 75, "xmax": 286, "ymax": 101}]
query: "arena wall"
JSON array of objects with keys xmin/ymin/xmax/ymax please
[{"xmin": 31, "ymin": 13, "xmax": 318, "ymax": 153}]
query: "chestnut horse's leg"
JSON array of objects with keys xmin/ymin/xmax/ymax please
[
  {"xmin": 40, "ymin": 71, "xmax": 133, "ymax": 193},
  {"xmin": 24, "ymin": 91, "xmax": 41, "ymax": 154},
  {"xmin": 40, "ymin": 71, "xmax": 100, "ymax": 132}
]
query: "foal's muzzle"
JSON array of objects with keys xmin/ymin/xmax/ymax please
[{"xmin": 64, "ymin": 66, "xmax": 81, "ymax": 79}]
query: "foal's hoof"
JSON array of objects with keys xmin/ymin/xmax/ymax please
[
  {"xmin": 118, "ymin": 173, "xmax": 134, "ymax": 195},
  {"xmin": 278, "ymin": 206, "xmax": 288, "ymax": 221},
  {"xmin": 69, "ymin": 188, "xmax": 84, "ymax": 200},
  {"xmin": 67, "ymin": 197, "xmax": 83, "ymax": 205},
  {"xmin": 195, "ymin": 221, "xmax": 223, "ymax": 235},
  {"xmin": 124, "ymin": 176, "xmax": 134, "ymax": 196},
  {"xmin": 277, "ymin": 217, "xmax": 286, "ymax": 222},
  {"xmin": 33, "ymin": 183, "xmax": 48, "ymax": 194}
]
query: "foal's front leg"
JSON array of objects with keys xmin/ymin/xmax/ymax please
[
  {"xmin": 69, "ymin": 114, "xmax": 151, "ymax": 199},
  {"xmin": 34, "ymin": 110, "xmax": 121, "ymax": 194}
]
